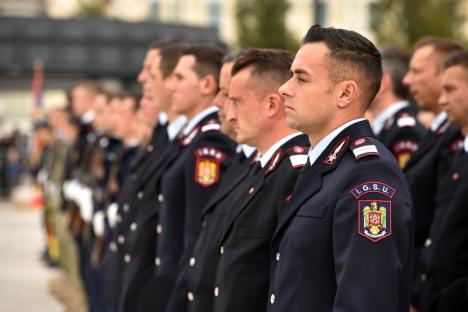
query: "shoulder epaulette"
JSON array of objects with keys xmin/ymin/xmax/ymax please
[
  {"xmin": 396, "ymin": 114, "xmax": 416, "ymax": 128},
  {"xmin": 286, "ymin": 146, "xmax": 308, "ymax": 169},
  {"xmin": 350, "ymin": 137, "xmax": 379, "ymax": 160},
  {"xmin": 181, "ymin": 127, "xmax": 200, "ymax": 146}
]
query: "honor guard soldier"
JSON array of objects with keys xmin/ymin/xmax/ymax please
[
  {"xmin": 268, "ymin": 25, "xmax": 414, "ymax": 312},
  {"xmin": 402, "ymin": 38, "xmax": 464, "ymax": 310},
  {"xmin": 369, "ymin": 45, "xmax": 425, "ymax": 168},
  {"xmin": 211, "ymin": 48, "xmax": 309, "ymax": 312},
  {"xmin": 143, "ymin": 44, "xmax": 236, "ymax": 312},
  {"xmin": 114, "ymin": 42, "xmax": 189, "ymax": 312},
  {"xmin": 418, "ymin": 50, "xmax": 468, "ymax": 312},
  {"xmin": 164, "ymin": 51, "xmax": 257, "ymax": 312},
  {"xmin": 102, "ymin": 43, "xmax": 169, "ymax": 311}
]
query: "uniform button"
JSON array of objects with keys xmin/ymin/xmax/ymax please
[
  {"xmin": 421, "ymin": 274, "xmax": 427, "ymax": 282},
  {"xmin": 275, "ymin": 252, "xmax": 280, "ymax": 262},
  {"xmin": 147, "ymin": 145, "xmax": 154, "ymax": 152},
  {"xmin": 249, "ymin": 187, "xmax": 255, "ymax": 194},
  {"xmin": 270, "ymin": 293, "xmax": 275, "ymax": 304},
  {"xmin": 124, "ymin": 254, "xmax": 131, "ymax": 263},
  {"xmin": 118, "ymin": 235, "xmax": 125, "ymax": 244},
  {"xmin": 220, "ymin": 246, "xmax": 224, "ymax": 255},
  {"xmin": 158, "ymin": 193, "xmax": 164, "ymax": 203},
  {"xmin": 187, "ymin": 292, "xmax": 194, "ymax": 302},
  {"xmin": 189, "ymin": 257, "xmax": 196, "ymax": 267},
  {"xmin": 123, "ymin": 203, "xmax": 130, "ymax": 213},
  {"xmin": 137, "ymin": 191, "xmax": 144, "ymax": 200},
  {"xmin": 155, "ymin": 257, "xmax": 161, "ymax": 266},
  {"xmin": 424, "ymin": 238, "xmax": 432, "ymax": 247},
  {"xmin": 453, "ymin": 172, "xmax": 459, "ymax": 181},
  {"xmin": 110, "ymin": 242, "xmax": 118, "ymax": 252},
  {"xmin": 156, "ymin": 224, "xmax": 162, "ymax": 234},
  {"xmin": 130, "ymin": 222, "xmax": 137, "ymax": 231},
  {"xmin": 214, "ymin": 287, "xmax": 219, "ymax": 297}
]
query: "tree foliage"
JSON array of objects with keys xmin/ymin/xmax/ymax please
[
  {"xmin": 76, "ymin": 0, "xmax": 108, "ymax": 18},
  {"xmin": 371, "ymin": 0, "xmax": 467, "ymax": 47},
  {"xmin": 235, "ymin": 0, "xmax": 299, "ymax": 51}
]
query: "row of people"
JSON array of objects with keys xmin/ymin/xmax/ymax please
[{"xmin": 32, "ymin": 24, "xmax": 468, "ymax": 312}]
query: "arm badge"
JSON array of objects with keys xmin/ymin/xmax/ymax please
[
  {"xmin": 194, "ymin": 147, "xmax": 225, "ymax": 187},
  {"xmin": 358, "ymin": 200, "xmax": 392, "ymax": 242}
]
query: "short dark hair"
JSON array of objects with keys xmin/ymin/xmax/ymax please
[
  {"xmin": 302, "ymin": 25, "xmax": 383, "ymax": 107},
  {"xmin": 72, "ymin": 80, "xmax": 103, "ymax": 95},
  {"xmin": 183, "ymin": 44, "xmax": 225, "ymax": 87},
  {"xmin": 380, "ymin": 45, "xmax": 410, "ymax": 99},
  {"xmin": 414, "ymin": 37, "xmax": 464, "ymax": 71},
  {"xmin": 222, "ymin": 49, "xmax": 248, "ymax": 64},
  {"xmin": 231, "ymin": 48, "xmax": 294, "ymax": 98},
  {"xmin": 156, "ymin": 40, "xmax": 190, "ymax": 78},
  {"xmin": 444, "ymin": 50, "xmax": 468, "ymax": 70}
]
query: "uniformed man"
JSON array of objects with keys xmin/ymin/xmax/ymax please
[
  {"xmin": 401, "ymin": 37, "xmax": 464, "ymax": 310},
  {"xmin": 417, "ymin": 50, "xmax": 468, "ymax": 312},
  {"xmin": 146, "ymin": 44, "xmax": 236, "ymax": 311},
  {"xmin": 368, "ymin": 45, "xmax": 425, "ymax": 168},
  {"xmin": 164, "ymin": 50, "xmax": 257, "ymax": 312},
  {"xmin": 113, "ymin": 41, "xmax": 189, "ymax": 312},
  {"xmin": 268, "ymin": 25, "xmax": 413, "ymax": 312}
]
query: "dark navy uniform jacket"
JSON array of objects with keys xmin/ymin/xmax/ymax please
[
  {"xmin": 136, "ymin": 108, "xmax": 236, "ymax": 312},
  {"xmin": 168, "ymin": 147, "xmax": 257, "ymax": 312},
  {"xmin": 404, "ymin": 115, "xmax": 463, "ymax": 248},
  {"xmin": 102, "ymin": 120, "xmax": 168, "ymax": 309},
  {"xmin": 374, "ymin": 103, "xmax": 425, "ymax": 169},
  {"xmin": 212, "ymin": 134, "xmax": 310, "ymax": 312},
  {"xmin": 419, "ymin": 141, "xmax": 468, "ymax": 312},
  {"xmin": 268, "ymin": 120, "xmax": 413, "ymax": 312}
]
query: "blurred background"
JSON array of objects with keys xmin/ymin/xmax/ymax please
[{"xmin": 0, "ymin": 0, "xmax": 467, "ymax": 311}]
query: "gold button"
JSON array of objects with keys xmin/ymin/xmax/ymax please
[
  {"xmin": 158, "ymin": 193, "xmax": 164, "ymax": 203},
  {"xmin": 275, "ymin": 252, "xmax": 280, "ymax": 262},
  {"xmin": 189, "ymin": 257, "xmax": 196, "ymax": 267},
  {"xmin": 214, "ymin": 287, "xmax": 219, "ymax": 297},
  {"xmin": 147, "ymin": 145, "xmax": 154, "ymax": 152},
  {"xmin": 156, "ymin": 224, "xmax": 162, "ymax": 234},
  {"xmin": 424, "ymin": 239, "xmax": 432, "ymax": 247},
  {"xmin": 110, "ymin": 242, "xmax": 117, "ymax": 252},
  {"xmin": 118, "ymin": 235, "xmax": 125, "ymax": 244},
  {"xmin": 155, "ymin": 257, "xmax": 161, "ymax": 266},
  {"xmin": 220, "ymin": 246, "xmax": 224, "ymax": 255},
  {"xmin": 124, "ymin": 254, "xmax": 131, "ymax": 263},
  {"xmin": 137, "ymin": 191, "xmax": 143, "ymax": 200},
  {"xmin": 123, "ymin": 203, "xmax": 130, "ymax": 213},
  {"xmin": 130, "ymin": 222, "xmax": 137, "ymax": 231},
  {"xmin": 249, "ymin": 187, "xmax": 254, "ymax": 194},
  {"xmin": 187, "ymin": 292, "xmax": 194, "ymax": 302},
  {"xmin": 453, "ymin": 172, "xmax": 459, "ymax": 181},
  {"xmin": 270, "ymin": 294, "xmax": 275, "ymax": 304}
]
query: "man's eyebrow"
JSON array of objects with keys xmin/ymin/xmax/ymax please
[{"xmin": 292, "ymin": 68, "xmax": 310, "ymax": 76}]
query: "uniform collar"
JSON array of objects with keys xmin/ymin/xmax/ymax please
[
  {"xmin": 236, "ymin": 144, "xmax": 256, "ymax": 158},
  {"xmin": 167, "ymin": 115, "xmax": 187, "ymax": 141},
  {"xmin": 308, "ymin": 118, "xmax": 366, "ymax": 166},
  {"xmin": 183, "ymin": 106, "xmax": 219, "ymax": 136},
  {"xmin": 371, "ymin": 100, "xmax": 409, "ymax": 135},
  {"xmin": 158, "ymin": 112, "xmax": 169, "ymax": 126},
  {"xmin": 464, "ymin": 135, "xmax": 468, "ymax": 153},
  {"xmin": 260, "ymin": 132, "xmax": 302, "ymax": 168},
  {"xmin": 430, "ymin": 111, "xmax": 448, "ymax": 132}
]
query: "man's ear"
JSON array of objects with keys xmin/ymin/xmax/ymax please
[
  {"xmin": 265, "ymin": 92, "xmax": 284, "ymax": 118},
  {"xmin": 336, "ymin": 80, "xmax": 358, "ymax": 108},
  {"xmin": 200, "ymin": 75, "xmax": 218, "ymax": 96},
  {"xmin": 379, "ymin": 73, "xmax": 392, "ymax": 94}
]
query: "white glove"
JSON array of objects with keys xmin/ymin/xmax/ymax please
[
  {"xmin": 93, "ymin": 210, "xmax": 106, "ymax": 236},
  {"xmin": 106, "ymin": 202, "xmax": 118, "ymax": 229},
  {"xmin": 78, "ymin": 187, "xmax": 94, "ymax": 223}
]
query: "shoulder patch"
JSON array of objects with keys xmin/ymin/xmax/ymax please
[
  {"xmin": 397, "ymin": 115, "xmax": 416, "ymax": 128},
  {"xmin": 358, "ymin": 200, "xmax": 392, "ymax": 242},
  {"xmin": 392, "ymin": 140, "xmax": 419, "ymax": 168},
  {"xmin": 181, "ymin": 127, "xmax": 200, "ymax": 146},
  {"xmin": 324, "ymin": 136, "xmax": 349, "ymax": 165},
  {"xmin": 265, "ymin": 148, "xmax": 283, "ymax": 176},
  {"xmin": 289, "ymin": 154, "xmax": 308, "ymax": 168},
  {"xmin": 193, "ymin": 147, "xmax": 226, "ymax": 187},
  {"xmin": 350, "ymin": 137, "xmax": 379, "ymax": 160}
]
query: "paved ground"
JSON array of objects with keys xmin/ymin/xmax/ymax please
[{"xmin": 0, "ymin": 200, "xmax": 64, "ymax": 312}]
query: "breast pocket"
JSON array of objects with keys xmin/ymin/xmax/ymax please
[{"xmin": 296, "ymin": 203, "xmax": 328, "ymax": 219}]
